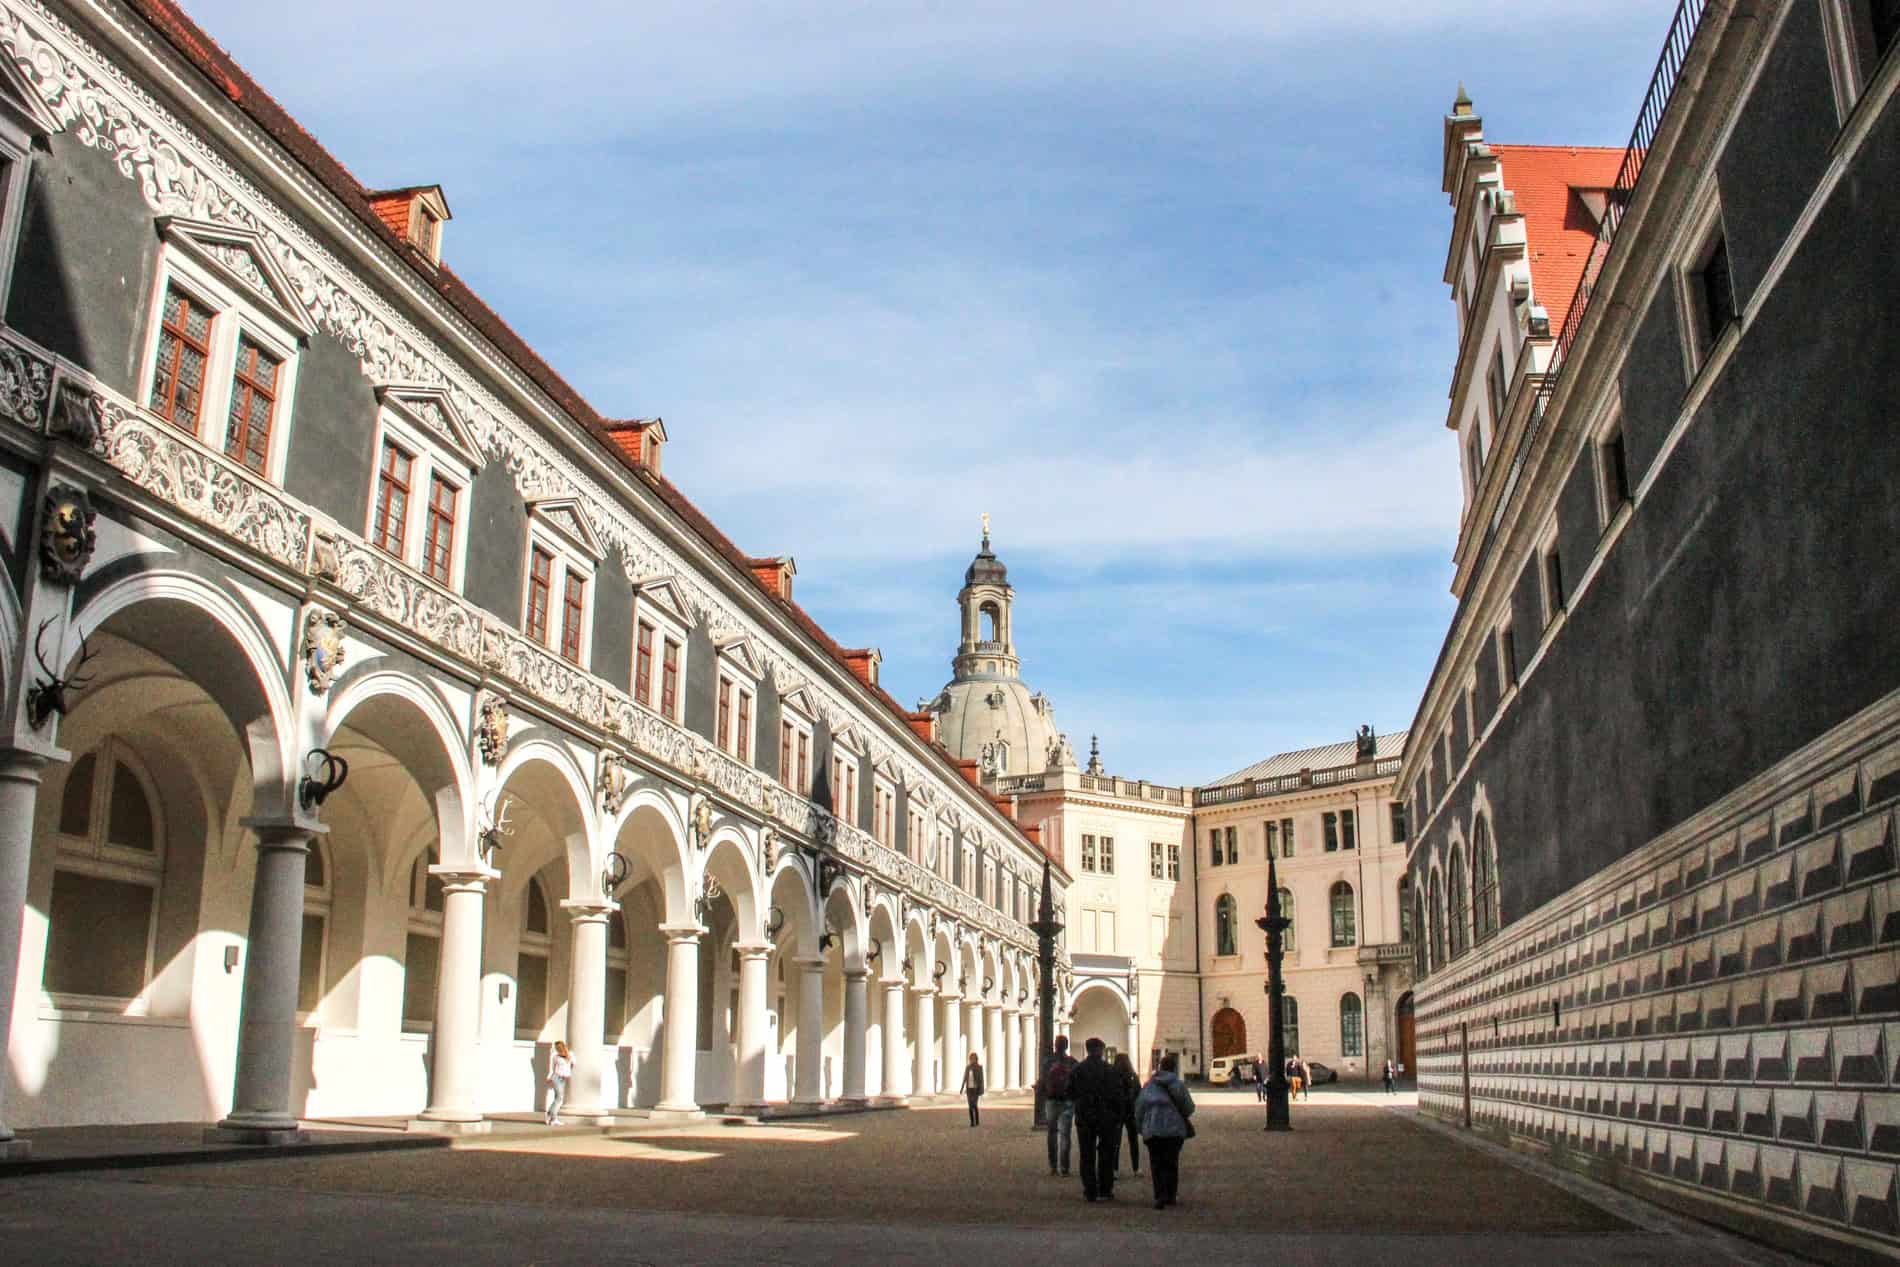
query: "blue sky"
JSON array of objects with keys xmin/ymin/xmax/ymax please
[{"xmin": 185, "ymin": 0, "xmax": 1672, "ymax": 785}]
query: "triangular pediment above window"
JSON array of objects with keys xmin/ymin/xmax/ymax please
[
  {"xmin": 873, "ymin": 756, "xmax": 899, "ymax": 781},
  {"xmin": 831, "ymin": 724, "xmax": 867, "ymax": 756},
  {"xmin": 375, "ymin": 384, "xmax": 481, "ymax": 467},
  {"xmin": 527, "ymin": 497, "xmax": 603, "ymax": 560},
  {"xmin": 715, "ymin": 635, "xmax": 763, "ymax": 679},
  {"xmin": 154, "ymin": 217, "xmax": 316, "ymax": 339},
  {"xmin": 0, "ymin": 53, "xmax": 62, "ymax": 139},
  {"xmin": 779, "ymin": 685, "xmax": 815, "ymax": 720},
  {"xmin": 633, "ymin": 575, "xmax": 692, "ymax": 627}
]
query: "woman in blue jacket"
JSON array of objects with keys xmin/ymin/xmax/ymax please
[{"xmin": 1134, "ymin": 1053, "xmax": 1196, "ymax": 1209}]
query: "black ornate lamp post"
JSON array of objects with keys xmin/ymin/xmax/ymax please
[
  {"xmin": 1255, "ymin": 851, "xmax": 1292, "ymax": 1131},
  {"xmin": 1030, "ymin": 856, "xmax": 1063, "ymax": 1128}
]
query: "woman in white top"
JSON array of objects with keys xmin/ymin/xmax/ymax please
[{"xmin": 546, "ymin": 1040, "xmax": 574, "ymax": 1126}]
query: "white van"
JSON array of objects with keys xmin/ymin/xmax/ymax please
[{"xmin": 1209, "ymin": 1055, "xmax": 1257, "ymax": 1085}]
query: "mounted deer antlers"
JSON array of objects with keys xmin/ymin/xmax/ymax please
[{"xmin": 27, "ymin": 618, "xmax": 99, "ymax": 729}]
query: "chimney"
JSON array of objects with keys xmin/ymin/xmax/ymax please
[
  {"xmin": 841, "ymin": 647, "xmax": 881, "ymax": 688},
  {"xmin": 955, "ymin": 758, "xmax": 984, "ymax": 790},
  {"xmin": 602, "ymin": 417, "xmax": 666, "ymax": 473},
  {"xmin": 904, "ymin": 710, "xmax": 936, "ymax": 743},
  {"xmin": 366, "ymin": 185, "xmax": 451, "ymax": 266},
  {"xmin": 748, "ymin": 555, "xmax": 796, "ymax": 602}
]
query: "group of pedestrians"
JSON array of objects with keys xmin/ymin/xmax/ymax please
[{"xmin": 1040, "ymin": 1036, "xmax": 1195, "ymax": 1209}]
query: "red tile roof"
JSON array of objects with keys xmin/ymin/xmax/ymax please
[
  {"xmin": 124, "ymin": 1, "xmax": 1055, "ymax": 864},
  {"xmin": 1489, "ymin": 145, "xmax": 1625, "ymax": 328}
]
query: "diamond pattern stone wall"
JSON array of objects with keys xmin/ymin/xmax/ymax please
[{"xmin": 1416, "ymin": 723, "xmax": 1900, "ymax": 1257}]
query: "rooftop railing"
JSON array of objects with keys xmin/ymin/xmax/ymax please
[{"xmin": 1193, "ymin": 756, "xmax": 1403, "ymax": 808}]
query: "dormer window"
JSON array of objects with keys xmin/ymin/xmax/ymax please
[
  {"xmin": 367, "ymin": 185, "xmax": 451, "ymax": 267},
  {"xmin": 603, "ymin": 418, "xmax": 667, "ymax": 473}
]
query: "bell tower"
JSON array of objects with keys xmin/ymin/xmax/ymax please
[{"xmin": 954, "ymin": 515, "xmax": 1018, "ymax": 682}]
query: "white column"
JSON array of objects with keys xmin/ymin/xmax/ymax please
[
  {"xmin": 912, "ymin": 985, "xmax": 936, "ymax": 1097},
  {"xmin": 940, "ymin": 992, "xmax": 962, "ymax": 1092},
  {"xmin": 1003, "ymin": 1007, "xmax": 1022, "ymax": 1090},
  {"xmin": 416, "ymin": 869, "xmax": 492, "ymax": 1129},
  {"xmin": 0, "ymin": 754, "xmax": 46, "ymax": 1156},
  {"xmin": 561, "ymin": 902, "xmax": 614, "ymax": 1121},
  {"xmin": 841, "ymin": 968, "xmax": 869, "ymax": 1102},
  {"xmin": 655, "ymin": 923, "xmax": 702, "ymax": 1117},
  {"xmin": 965, "ymin": 998, "xmax": 984, "ymax": 1075},
  {"xmin": 793, "ymin": 956, "xmax": 825, "ymax": 1104},
  {"xmin": 881, "ymin": 977, "xmax": 908, "ymax": 1101},
  {"xmin": 732, "ymin": 941, "xmax": 772, "ymax": 1109},
  {"xmin": 213, "ymin": 821, "xmax": 318, "ymax": 1142},
  {"xmin": 1127, "ymin": 1014, "xmax": 1141, "ymax": 1068},
  {"xmin": 987, "ymin": 1004, "xmax": 1005, "ymax": 1086}
]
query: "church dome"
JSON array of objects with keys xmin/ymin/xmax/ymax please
[
  {"xmin": 965, "ymin": 536, "xmax": 1007, "ymax": 585},
  {"xmin": 932, "ymin": 676, "xmax": 1068, "ymax": 780}
]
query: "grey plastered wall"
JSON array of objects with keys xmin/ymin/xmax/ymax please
[
  {"xmin": 590, "ymin": 552, "xmax": 633, "ymax": 694},
  {"xmin": 8, "ymin": 135, "xmax": 157, "ymax": 395},
  {"xmin": 1553, "ymin": 453, "xmax": 1601, "ymax": 607},
  {"xmin": 1714, "ymin": 1, "xmax": 1836, "ymax": 308},
  {"xmin": 682, "ymin": 619, "xmax": 715, "ymax": 740},
  {"xmin": 894, "ymin": 782, "xmax": 911, "ymax": 856},
  {"xmin": 282, "ymin": 331, "xmax": 375, "ymax": 531},
  {"xmin": 1410, "ymin": 60, "xmax": 1900, "ymax": 927},
  {"xmin": 462, "ymin": 462, "xmax": 525, "ymax": 622},
  {"xmin": 755, "ymin": 675, "xmax": 782, "ymax": 782},
  {"xmin": 811, "ymin": 720, "xmax": 834, "ymax": 810},
  {"xmin": 1618, "ymin": 286, "xmax": 1687, "ymax": 483}
]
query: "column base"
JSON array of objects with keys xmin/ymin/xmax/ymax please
[
  {"xmin": 0, "ymin": 1137, "xmax": 31, "ymax": 1160},
  {"xmin": 205, "ymin": 1124, "xmax": 309, "ymax": 1147},
  {"xmin": 559, "ymin": 1108, "xmax": 614, "ymax": 1125},
  {"xmin": 872, "ymin": 1095, "xmax": 908, "ymax": 1108},
  {"xmin": 724, "ymin": 1100, "xmax": 770, "ymax": 1115},
  {"xmin": 647, "ymin": 1104, "xmax": 704, "ymax": 1123},
  {"xmin": 406, "ymin": 1116, "xmax": 492, "ymax": 1135}
]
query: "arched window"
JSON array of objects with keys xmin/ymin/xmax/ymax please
[
  {"xmin": 1340, "ymin": 992, "xmax": 1363, "ymax": 1056},
  {"xmin": 1329, "ymin": 881, "xmax": 1356, "ymax": 947},
  {"xmin": 1281, "ymin": 996, "xmax": 1301, "ymax": 1056},
  {"xmin": 1215, "ymin": 893, "xmax": 1237, "ymax": 956},
  {"xmin": 1398, "ymin": 874, "xmax": 1413, "ymax": 943},
  {"xmin": 403, "ymin": 852, "xmax": 443, "ymax": 1031},
  {"xmin": 1413, "ymin": 890, "xmax": 1429, "ymax": 977},
  {"xmin": 1428, "ymin": 868, "xmax": 1446, "ymax": 970},
  {"xmin": 1278, "ymin": 887, "xmax": 1296, "ymax": 951},
  {"xmin": 1448, "ymin": 846, "xmax": 1469, "ymax": 959},
  {"xmin": 979, "ymin": 602, "xmax": 999, "ymax": 643},
  {"xmin": 44, "ymin": 741, "xmax": 163, "ymax": 1003},
  {"xmin": 1472, "ymin": 815, "xmax": 1499, "ymax": 942},
  {"xmin": 299, "ymin": 840, "xmax": 331, "ymax": 1015},
  {"xmin": 517, "ymin": 876, "xmax": 552, "ymax": 1039}
]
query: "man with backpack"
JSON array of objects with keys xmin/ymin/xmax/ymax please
[{"xmin": 1041, "ymin": 1034, "xmax": 1078, "ymax": 1176}]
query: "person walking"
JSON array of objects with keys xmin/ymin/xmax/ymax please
[
  {"xmin": 1069, "ymin": 1037, "xmax": 1128, "ymax": 1203},
  {"xmin": 1111, "ymin": 1052, "xmax": 1142, "ymax": 1175},
  {"xmin": 1253, "ymin": 1053, "xmax": 1267, "ymax": 1103},
  {"xmin": 1286, "ymin": 1056, "xmax": 1303, "ymax": 1101},
  {"xmin": 1299, "ymin": 1057, "xmax": 1313, "ymax": 1100},
  {"xmin": 1136, "ymin": 1053, "xmax": 1196, "ymax": 1209},
  {"xmin": 1382, "ymin": 1059, "xmax": 1395, "ymax": 1094},
  {"xmin": 545, "ymin": 1040, "xmax": 573, "ymax": 1126},
  {"xmin": 960, "ymin": 1050, "xmax": 985, "ymax": 1126},
  {"xmin": 1041, "ymin": 1035, "xmax": 1078, "ymax": 1176}
]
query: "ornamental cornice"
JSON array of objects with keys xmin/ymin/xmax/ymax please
[{"xmin": 0, "ymin": 0, "xmax": 1036, "ymax": 864}]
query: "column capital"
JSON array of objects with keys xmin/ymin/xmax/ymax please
[
  {"xmin": 0, "ymin": 749, "xmax": 48, "ymax": 785},
  {"xmin": 843, "ymin": 966, "xmax": 870, "ymax": 982},
  {"xmin": 880, "ymin": 976, "xmax": 908, "ymax": 990},
  {"xmin": 913, "ymin": 983, "xmax": 938, "ymax": 998},
  {"xmin": 732, "ymin": 940, "xmax": 774, "ymax": 960},
  {"xmin": 659, "ymin": 922, "xmax": 704, "ymax": 944},
  {"xmin": 240, "ymin": 816, "xmax": 323, "ymax": 850},
  {"xmin": 429, "ymin": 862, "xmax": 499, "ymax": 889},
  {"xmin": 561, "ymin": 899, "xmax": 618, "ymax": 922}
]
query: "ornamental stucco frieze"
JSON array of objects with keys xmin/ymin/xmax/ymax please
[{"xmin": 0, "ymin": 0, "xmax": 1042, "ymax": 880}]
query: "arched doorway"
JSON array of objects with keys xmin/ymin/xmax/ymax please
[
  {"xmin": 1210, "ymin": 1006, "xmax": 1246, "ymax": 1059},
  {"xmin": 1069, "ymin": 983, "xmax": 1131, "ymax": 1062},
  {"xmin": 1395, "ymin": 991, "xmax": 1416, "ymax": 1078}
]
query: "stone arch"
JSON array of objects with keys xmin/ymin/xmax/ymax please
[
  {"xmin": 821, "ymin": 876, "xmax": 865, "ymax": 972},
  {"xmin": 700, "ymin": 825, "xmax": 761, "ymax": 941},
  {"xmin": 324, "ymin": 672, "xmax": 476, "ymax": 887},
  {"xmin": 768, "ymin": 852, "xmax": 819, "ymax": 956},
  {"xmin": 605, "ymin": 788, "xmax": 691, "ymax": 928},
  {"xmin": 71, "ymin": 570, "xmax": 296, "ymax": 814},
  {"xmin": 1209, "ymin": 1004, "xmax": 1247, "ymax": 1059},
  {"xmin": 493, "ymin": 737, "xmax": 596, "ymax": 903}
]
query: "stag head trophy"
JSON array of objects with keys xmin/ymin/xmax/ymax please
[
  {"xmin": 478, "ymin": 793, "xmax": 516, "ymax": 866},
  {"xmin": 26, "ymin": 618, "xmax": 99, "ymax": 730}
]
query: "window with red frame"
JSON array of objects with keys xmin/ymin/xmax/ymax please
[
  {"xmin": 735, "ymin": 689, "xmax": 751, "ymax": 762},
  {"xmin": 224, "ymin": 335, "xmax": 280, "ymax": 474},
  {"xmin": 796, "ymin": 731, "xmax": 809, "ymax": 795},
  {"xmin": 660, "ymin": 638, "xmax": 679, "ymax": 720},
  {"xmin": 526, "ymin": 546, "xmax": 554, "ymax": 645},
  {"xmin": 423, "ymin": 474, "xmax": 457, "ymax": 585},
  {"xmin": 372, "ymin": 441, "xmax": 413, "ymax": 556},
  {"xmin": 717, "ymin": 679, "xmax": 732, "ymax": 750},
  {"xmin": 560, "ymin": 570, "xmax": 587, "ymax": 664},
  {"xmin": 150, "ymin": 287, "xmax": 212, "ymax": 430},
  {"xmin": 635, "ymin": 622, "xmax": 654, "ymax": 705},
  {"xmin": 780, "ymin": 722, "xmax": 793, "ymax": 786}
]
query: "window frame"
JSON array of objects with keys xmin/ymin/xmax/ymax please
[
  {"xmin": 1214, "ymin": 892, "xmax": 1238, "ymax": 958},
  {"xmin": 45, "ymin": 740, "xmax": 165, "ymax": 1011},
  {"xmin": 872, "ymin": 775, "xmax": 897, "ymax": 849},
  {"xmin": 1822, "ymin": 0, "xmax": 1900, "ymax": 122},
  {"xmin": 137, "ymin": 241, "xmax": 305, "ymax": 486},
  {"xmin": 1594, "ymin": 409, "xmax": 1633, "ymax": 528},
  {"xmin": 777, "ymin": 696, "xmax": 815, "ymax": 797},
  {"xmin": 522, "ymin": 510, "xmax": 598, "ymax": 668},
  {"xmin": 632, "ymin": 583, "xmax": 692, "ymax": 723},
  {"xmin": 1673, "ymin": 193, "xmax": 1738, "ymax": 381},
  {"xmin": 515, "ymin": 876, "xmax": 553, "ymax": 1041},
  {"xmin": 713, "ymin": 639, "xmax": 761, "ymax": 763},
  {"xmin": 1538, "ymin": 524, "xmax": 1565, "ymax": 628},
  {"xmin": 365, "ymin": 397, "xmax": 474, "ymax": 591},
  {"xmin": 828, "ymin": 735, "xmax": 862, "ymax": 828},
  {"xmin": 299, "ymin": 838, "xmax": 332, "ymax": 1020},
  {"xmin": 1329, "ymin": 881, "xmax": 1357, "ymax": 948},
  {"xmin": 0, "ymin": 84, "xmax": 51, "ymax": 313},
  {"xmin": 1150, "ymin": 841, "xmax": 1164, "ymax": 880}
]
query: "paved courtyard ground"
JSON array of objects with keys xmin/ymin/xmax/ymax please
[{"xmin": 0, "ymin": 1089, "xmax": 1812, "ymax": 1265}]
